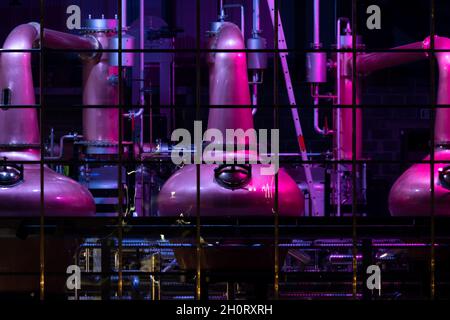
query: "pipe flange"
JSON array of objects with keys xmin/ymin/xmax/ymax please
[{"xmin": 81, "ymin": 18, "xmax": 119, "ymax": 34}]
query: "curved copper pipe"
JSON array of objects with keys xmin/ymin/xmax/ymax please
[
  {"xmin": 43, "ymin": 28, "xmax": 98, "ymax": 51},
  {"xmin": 0, "ymin": 23, "xmax": 99, "ymax": 148},
  {"xmin": 356, "ymin": 41, "xmax": 427, "ymax": 76}
]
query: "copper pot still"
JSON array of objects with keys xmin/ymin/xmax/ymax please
[
  {"xmin": 389, "ymin": 36, "xmax": 450, "ymax": 216},
  {"xmin": 157, "ymin": 22, "xmax": 304, "ymax": 272},
  {"xmin": 0, "ymin": 23, "xmax": 96, "ymax": 217},
  {"xmin": 0, "ymin": 24, "xmax": 96, "ymax": 295}
]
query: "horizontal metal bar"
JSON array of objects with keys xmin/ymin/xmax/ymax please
[{"xmin": 1, "ymin": 48, "xmax": 448, "ymax": 54}]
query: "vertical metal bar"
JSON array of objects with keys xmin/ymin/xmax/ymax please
[
  {"xmin": 101, "ymin": 240, "xmax": 112, "ymax": 300},
  {"xmin": 429, "ymin": 0, "xmax": 436, "ymax": 300},
  {"xmin": 117, "ymin": 0, "xmax": 124, "ymax": 299},
  {"xmin": 151, "ymin": 254, "xmax": 156, "ymax": 300},
  {"xmin": 39, "ymin": 0, "xmax": 45, "ymax": 301},
  {"xmin": 351, "ymin": 0, "xmax": 358, "ymax": 300},
  {"xmin": 195, "ymin": 0, "xmax": 202, "ymax": 301},
  {"xmin": 273, "ymin": 0, "xmax": 280, "ymax": 300},
  {"xmin": 336, "ymin": 18, "xmax": 342, "ymax": 217},
  {"xmin": 140, "ymin": 0, "xmax": 144, "ymax": 107}
]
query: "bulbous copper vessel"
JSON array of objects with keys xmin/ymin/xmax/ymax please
[
  {"xmin": 158, "ymin": 22, "xmax": 304, "ymax": 218},
  {"xmin": 389, "ymin": 149, "xmax": 450, "ymax": 216},
  {"xmin": 389, "ymin": 36, "xmax": 450, "ymax": 216},
  {"xmin": 157, "ymin": 23, "xmax": 304, "ymax": 275},
  {"xmin": 0, "ymin": 24, "xmax": 96, "ymax": 295},
  {"xmin": 0, "ymin": 23, "xmax": 96, "ymax": 217}
]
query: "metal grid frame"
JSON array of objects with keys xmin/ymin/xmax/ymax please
[{"xmin": 0, "ymin": 0, "xmax": 445, "ymax": 300}]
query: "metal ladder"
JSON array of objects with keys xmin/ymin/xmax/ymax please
[{"xmin": 266, "ymin": 0, "xmax": 319, "ymax": 216}]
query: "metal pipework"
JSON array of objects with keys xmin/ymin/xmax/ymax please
[
  {"xmin": 248, "ymin": 0, "xmax": 267, "ymax": 115},
  {"xmin": 218, "ymin": 0, "xmax": 226, "ymax": 21},
  {"xmin": 45, "ymin": 134, "xmax": 82, "ymax": 160},
  {"xmin": 252, "ymin": 0, "xmax": 261, "ymax": 37},
  {"xmin": 313, "ymin": 0, "xmax": 320, "ymax": 47},
  {"xmin": 223, "ymin": 4, "xmax": 245, "ymax": 38},
  {"xmin": 306, "ymin": 0, "xmax": 329, "ymax": 136}
]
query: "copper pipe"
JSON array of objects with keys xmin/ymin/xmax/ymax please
[
  {"xmin": 356, "ymin": 41, "xmax": 427, "ymax": 76},
  {"xmin": 43, "ymin": 28, "xmax": 98, "ymax": 51}
]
